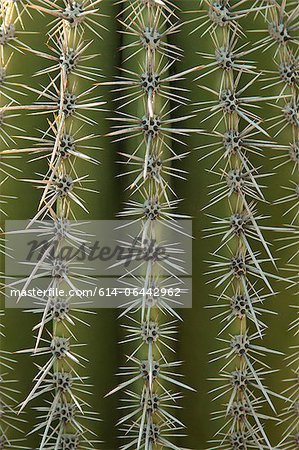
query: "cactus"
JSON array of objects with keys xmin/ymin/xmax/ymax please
[
  {"xmin": 103, "ymin": 1, "xmax": 203, "ymax": 448},
  {"xmin": 2, "ymin": 0, "xmax": 105, "ymax": 448},
  {"xmin": 0, "ymin": 0, "xmax": 30, "ymax": 447},
  {"xmin": 193, "ymin": 1, "xmax": 291, "ymax": 448},
  {"xmin": 258, "ymin": 2, "xmax": 299, "ymax": 449},
  {"xmin": 0, "ymin": 1, "xmax": 298, "ymax": 448}
]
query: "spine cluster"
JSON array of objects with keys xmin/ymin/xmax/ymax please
[
  {"xmin": 105, "ymin": 1, "xmax": 198, "ymax": 448},
  {"xmin": 4, "ymin": 0, "xmax": 105, "ymax": 448},
  {"xmin": 195, "ymin": 1, "xmax": 286, "ymax": 448}
]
